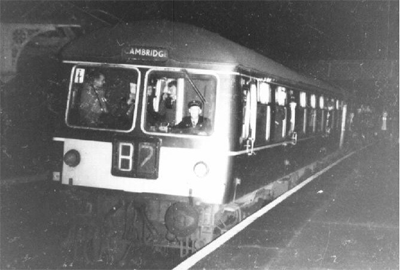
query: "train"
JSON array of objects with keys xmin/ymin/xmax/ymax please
[{"xmin": 49, "ymin": 20, "xmax": 370, "ymax": 264}]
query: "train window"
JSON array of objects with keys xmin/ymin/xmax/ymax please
[
  {"xmin": 325, "ymin": 98, "xmax": 335, "ymax": 133},
  {"xmin": 288, "ymin": 90, "xmax": 297, "ymax": 135},
  {"xmin": 299, "ymin": 92, "xmax": 307, "ymax": 108},
  {"xmin": 258, "ymin": 82, "xmax": 271, "ymax": 104},
  {"xmin": 66, "ymin": 66, "xmax": 139, "ymax": 131},
  {"xmin": 317, "ymin": 95, "xmax": 325, "ymax": 132},
  {"xmin": 308, "ymin": 94, "xmax": 317, "ymax": 133},
  {"xmin": 143, "ymin": 70, "xmax": 216, "ymax": 136},
  {"xmin": 319, "ymin": 96, "xmax": 325, "ymax": 109},
  {"xmin": 336, "ymin": 100, "xmax": 343, "ymax": 130},
  {"xmin": 296, "ymin": 91, "xmax": 307, "ymax": 135},
  {"xmin": 275, "ymin": 86, "xmax": 287, "ymax": 106},
  {"xmin": 258, "ymin": 82, "xmax": 271, "ymax": 141},
  {"xmin": 310, "ymin": 94, "xmax": 316, "ymax": 108},
  {"xmin": 274, "ymin": 86, "xmax": 287, "ymax": 140},
  {"xmin": 250, "ymin": 84, "xmax": 258, "ymax": 139},
  {"xmin": 242, "ymin": 87, "xmax": 251, "ymax": 140},
  {"xmin": 241, "ymin": 82, "xmax": 257, "ymax": 143}
]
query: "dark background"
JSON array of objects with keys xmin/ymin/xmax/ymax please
[
  {"xmin": 2, "ymin": 1, "xmax": 398, "ymax": 61},
  {"xmin": 1, "ymin": 0, "xmax": 398, "ymax": 178}
]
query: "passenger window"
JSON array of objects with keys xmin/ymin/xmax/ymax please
[
  {"xmin": 308, "ymin": 94, "xmax": 317, "ymax": 133},
  {"xmin": 274, "ymin": 86, "xmax": 287, "ymax": 140},
  {"xmin": 242, "ymin": 88, "xmax": 251, "ymax": 140},
  {"xmin": 301, "ymin": 93, "xmax": 307, "ymax": 134},
  {"xmin": 295, "ymin": 91, "xmax": 307, "ymax": 134},
  {"xmin": 258, "ymin": 82, "xmax": 272, "ymax": 141},
  {"xmin": 325, "ymin": 98, "xmax": 335, "ymax": 133},
  {"xmin": 336, "ymin": 100, "xmax": 343, "ymax": 130},
  {"xmin": 288, "ymin": 90, "xmax": 297, "ymax": 135},
  {"xmin": 318, "ymin": 96, "xmax": 325, "ymax": 132},
  {"xmin": 241, "ymin": 81, "xmax": 257, "ymax": 143}
]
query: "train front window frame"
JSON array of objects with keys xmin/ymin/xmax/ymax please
[
  {"xmin": 142, "ymin": 68, "xmax": 217, "ymax": 136},
  {"xmin": 66, "ymin": 65, "xmax": 140, "ymax": 131}
]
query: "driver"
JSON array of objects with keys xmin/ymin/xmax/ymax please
[{"xmin": 172, "ymin": 100, "xmax": 211, "ymax": 133}]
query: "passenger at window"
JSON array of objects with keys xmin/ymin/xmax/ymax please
[
  {"xmin": 79, "ymin": 71, "xmax": 109, "ymax": 127},
  {"xmin": 159, "ymin": 81, "xmax": 177, "ymax": 125},
  {"xmin": 172, "ymin": 100, "xmax": 211, "ymax": 134}
]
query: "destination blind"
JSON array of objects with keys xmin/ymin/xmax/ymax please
[{"xmin": 122, "ymin": 46, "xmax": 168, "ymax": 61}]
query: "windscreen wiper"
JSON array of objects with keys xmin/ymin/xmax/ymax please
[{"xmin": 182, "ymin": 69, "xmax": 206, "ymax": 104}]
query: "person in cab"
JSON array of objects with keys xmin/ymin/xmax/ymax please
[
  {"xmin": 79, "ymin": 71, "xmax": 109, "ymax": 127},
  {"xmin": 172, "ymin": 100, "xmax": 211, "ymax": 135}
]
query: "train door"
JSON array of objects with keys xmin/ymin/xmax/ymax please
[
  {"xmin": 308, "ymin": 94, "xmax": 317, "ymax": 134},
  {"xmin": 240, "ymin": 79, "xmax": 257, "ymax": 153},
  {"xmin": 325, "ymin": 98, "xmax": 335, "ymax": 134},
  {"xmin": 288, "ymin": 90, "xmax": 297, "ymax": 138},
  {"xmin": 273, "ymin": 86, "xmax": 287, "ymax": 141},
  {"xmin": 257, "ymin": 81, "xmax": 272, "ymax": 142},
  {"xmin": 295, "ymin": 91, "xmax": 307, "ymax": 136},
  {"xmin": 318, "ymin": 95, "xmax": 325, "ymax": 133}
]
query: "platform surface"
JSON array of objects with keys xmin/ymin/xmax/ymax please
[{"xmin": 193, "ymin": 142, "xmax": 399, "ymax": 270}]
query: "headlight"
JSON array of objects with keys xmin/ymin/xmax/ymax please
[
  {"xmin": 193, "ymin": 161, "xmax": 209, "ymax": 178},
  {"xmin": 63, "ymin": 149, "xmax": 80, "ymax": 167}
]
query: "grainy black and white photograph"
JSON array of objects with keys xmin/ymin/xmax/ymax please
[{"xmin": 0, "ymin": 1, "xmax": 398, "ymax": 269}]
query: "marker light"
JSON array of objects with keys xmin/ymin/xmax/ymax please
[
  {"xmin": 63, "ymin": 149, "xmax": 81, "ymax": 167},
  {"xmin": 193, "ymin": 161, "xmax": 209, "ymax": 178}
]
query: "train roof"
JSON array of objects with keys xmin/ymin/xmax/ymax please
[{"xmin": 61, "ymin": 20, "xmax": 342, "ymax": 95}]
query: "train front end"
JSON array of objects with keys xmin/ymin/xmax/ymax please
[{"xmin": 51, "ymin": 52, "xmax": 238, "ymax": 257}]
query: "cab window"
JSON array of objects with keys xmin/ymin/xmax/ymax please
[
  {"xmin": 143, "ymin": 70, "xmax": 216, "ymax": 136},
  {"xmin": 67, "ymin": 66, "xmax": 139, "ymax": 131}
]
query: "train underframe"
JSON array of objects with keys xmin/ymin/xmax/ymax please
[{"xmin": 57, "ymin": 144, "xmax": 354, "ymax": 266}]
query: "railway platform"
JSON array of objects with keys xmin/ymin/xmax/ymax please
[{"xmin": 179, "ymin": 142, "xmax": 399, "ymax": 270}]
